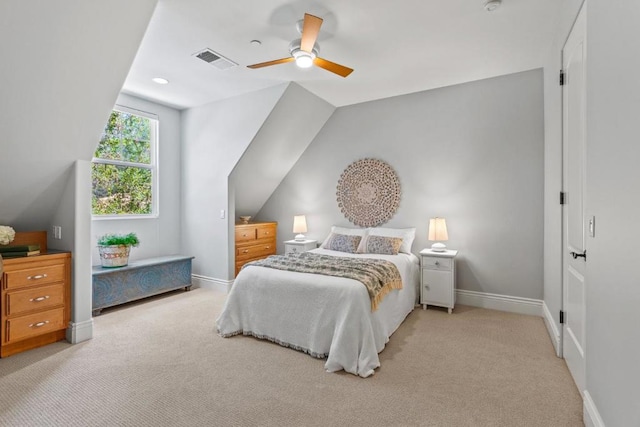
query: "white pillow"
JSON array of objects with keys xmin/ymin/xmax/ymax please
[
  {"xmin": 358, "ymin": 227, "xmax": 416, "ymax": 254},
  {"xmin": 320, "ymin": 226, "xmax": 368, "ymax": 248}
]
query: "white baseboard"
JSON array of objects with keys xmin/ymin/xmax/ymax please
[
  {"xmin": 455, "ymin": 289, "xmax": 543, "ymax": 316},
  {"xmin": 192, "ymin": 274, "xmax": 233, "ymax": 293},
  {"xmin": 66, "ymin": 319, "xmax": 94, "ymax": 344},
  {"xmin": 542, "ymin": 301, "xmax": 561, "ymax": 357},
  {"xmin": 583, "ymin": 391, "xmax": 606, "ymax": 427}
]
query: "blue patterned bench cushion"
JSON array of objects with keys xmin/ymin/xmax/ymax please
[{"xmin": 92, "ymin": 255, "xmax": 194, "ymax": 314}]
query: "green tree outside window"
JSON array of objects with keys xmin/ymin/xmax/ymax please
[{"xmin": 92, "ymin": 109, "xmax": 157, "ymax": 216}]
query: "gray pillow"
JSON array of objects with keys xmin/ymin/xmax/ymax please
[{"xmin": 325, "ymin": 233, "xmax": 362, "ymax": 253}]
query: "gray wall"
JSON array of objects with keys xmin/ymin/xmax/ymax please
[
  {"xmin": 0, "ymin": 1, "xmax": 158, "ymax": 342},
  {"xmin": 91, "ymin": 94, "xmax": 183, "ymax": 265},
  {"xmin": 0, "ymin": 0, "xmax": 158, "ymax": 231},
  {"xmin": 258, "ymin": 69, "xmax": 544, "ymax": 300},
  {"xmin": 231, "ymin": 83, "xmax": 335, "ymax": 217},
  {"xmin": 181, "ymin": 84, "xmax": 288, "ymax": 280},
  {"xmin": 585, "ymin": 1, "xmax": 640, "ymax": 424}
]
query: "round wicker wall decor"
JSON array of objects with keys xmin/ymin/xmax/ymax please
[{"xmin": 336, "ymin": 158, "xmax": 401, "ymax": 227}]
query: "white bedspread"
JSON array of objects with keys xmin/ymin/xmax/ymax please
[{"xmin": 215, "ymin": 248, "xmax": 419, "ymax": 377}]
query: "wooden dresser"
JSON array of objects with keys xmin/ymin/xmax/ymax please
[
  {"xmin": 1, "ymin": 231, "xmax": 71, "ymax": 357},
  {"xmin": 235, "ymin": 221, "xmax": 277, "ymax": 276}
]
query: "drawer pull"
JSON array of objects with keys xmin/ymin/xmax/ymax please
[
  {"xmin": 264, "ymin": 232, "xmax": 269, "ymax": 235},
  {"xmin": 435, "ymin": 261, "xmax": 440, "ymax": 266},
  {"xmin": 29, "ymin": 320, "xmax": 50, "ymax": 328},
  {"xmin": 30, "ymin": 295, "xmax": 50, "ymax": 302},
  {"xmin": 265, "ymin": 246, "xmax": 270, "ymax": 249},
  {"xmin": 243, "ymin": 250, "xmax": 249, "ymax": 253},
  {"xmin": 28, "ymin": 274, "xmax": 48, "ymax": 280}
]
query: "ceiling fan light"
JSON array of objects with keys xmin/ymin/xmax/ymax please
[
  {"xmin": 292, "ymin": 50, "xmax": 315, "ymax": 68},
  {"xmin": 295, "ymin": 54, "xmax": 313, "ymax": 68}
]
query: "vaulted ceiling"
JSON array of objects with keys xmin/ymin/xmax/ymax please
[{"xmin": 122, "ymin": 0, "xmax": 564, "ymax": 109}]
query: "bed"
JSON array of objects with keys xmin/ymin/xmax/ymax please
[{"xmin": 215, "ymin": 227, "xmax": 419, "ymax": 377}]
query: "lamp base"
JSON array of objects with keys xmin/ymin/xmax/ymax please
[
  {"xmin": 431, "ymin": 242, "xmax": 447, "ymax": 252},
  {"xmin": 294, "ymin": 234, "xmax": 306, "ymax": 241}
]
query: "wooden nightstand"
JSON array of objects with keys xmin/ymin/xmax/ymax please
[
  {"xmin": 284, "ymin": 240, "xmax": 317, "ymax": 254},
  {"xmin": 419, "ymin": 248, "xmax": 458, "ymax": 314}
]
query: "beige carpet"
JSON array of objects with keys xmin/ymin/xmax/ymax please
[{"xmin": 0, "ymin": 288, "xmax": 583, "ymax": 426}]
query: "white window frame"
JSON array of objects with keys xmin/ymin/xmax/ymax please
[{"xmin": 91, "ymin": 105, "xmax": 159, "ymax": 220}]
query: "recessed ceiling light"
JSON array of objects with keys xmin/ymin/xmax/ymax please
[
  {"xmin": 152, "ymin": 77, "xmax": 169, "ymax": 85},
  {"xmin": 484, "ymin": 0, "xmax": 502, "ymax": 12}
]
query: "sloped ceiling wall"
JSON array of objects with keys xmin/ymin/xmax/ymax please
[
  {"xmin": 231, "ymin": 83, "xmax": 335, "ymax": 218},
  {"xmin": 181, "ymin": 83, "xmax": 289, "ymax": 280},
  {"xmin": 0, "ymin": 0, "xmax": 158, "ymax": 230}
]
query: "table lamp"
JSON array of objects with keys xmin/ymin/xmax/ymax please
[
  {"xmin": 428, "ymin": 217, "xmax": 448, "ymax": 252},
  {"xmin": 293, "ymin": 215, "xmax": 308, "ymax": 241}
]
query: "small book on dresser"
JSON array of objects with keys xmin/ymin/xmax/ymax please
[
  {"xmin": 0, "ymin": 244, "xmax": 40, "ymax": 253},
  {"xmin": 1, "ymin": 249, "xmax": 40, "ymax": 257}
]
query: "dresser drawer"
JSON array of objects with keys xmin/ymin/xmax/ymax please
[
  {"xmin": 256, "ymin": 224, "xmax": 276, "ymax": 240},
  {"xmin": 5, "ymin": 283, "xmax": 65, "ymax": 316},
  {"xmin": 421, "ymin": 256, "xmax": 452, "ymax": 271},
  {"xmin": 3, "ymin": 264, "xmax": 65, "ymax": 290},
  {"xmin": 5, "ymin": 307, "xmax": 66, "ymax": 344},
  {"xmin": 236, "ymin": 242, "xmax": 276, "ymax": 261},
  {"xmin": 235, "ymin": 226, "xmax": 257, "ymax": 243}
]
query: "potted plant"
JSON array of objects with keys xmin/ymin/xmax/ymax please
[{"xmin": 97, "ymin": 232, "xmax": 140, "ymax": 268}]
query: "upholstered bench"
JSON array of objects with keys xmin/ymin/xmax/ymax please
[{"xmin": 92, "ymin": 255, "xmax": 194, "ymax": 316}]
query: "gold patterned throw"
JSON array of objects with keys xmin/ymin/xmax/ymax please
[{"xmin": 245, "ymin": 253, "xmax": 403, "ymax": 312}]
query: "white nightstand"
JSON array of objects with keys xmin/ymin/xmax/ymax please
[
  {"xmin": 419, "ymin": 248, "xmax": 458, "ymax": 314},
  {"xmin": 284, "ymin": 239, "xmax": 318, "ymax": 254}
]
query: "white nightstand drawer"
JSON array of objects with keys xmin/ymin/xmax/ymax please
[
  {"xmin": 285, "ymin": 245, "xmax": 301, "ymax": 255},
  {"xmin": 422, "ymin": 256, "xmax": 452, "ymax": 271},
  {"xmin": 284, "ymin": 240, "xmax": 317, "ymax": 255}
]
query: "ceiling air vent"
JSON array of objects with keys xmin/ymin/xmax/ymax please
[{"xmin": 193, "ymin": 48, "xmax": 238, "ymax": 70}]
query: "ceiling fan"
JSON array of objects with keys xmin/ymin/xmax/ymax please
[{"xmin": 247, "ymin": 13, "xmax": 354, "ymax": 78}]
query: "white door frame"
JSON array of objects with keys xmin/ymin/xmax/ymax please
[{"xmin": 561, "ymin": 0, "xmax": 587, "ymax": 395}]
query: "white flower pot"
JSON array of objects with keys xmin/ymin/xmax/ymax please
[{"xmin": 98, "ymin": 245, "xmax": 131, "ymax": 268}]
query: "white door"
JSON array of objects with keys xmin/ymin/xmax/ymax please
[{"xmin": 562, "ymin": 2, "xmax": 587, "ymax": 395}]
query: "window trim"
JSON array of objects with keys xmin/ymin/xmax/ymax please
[{"xmin": 91, "ymin": 105, "xmax": 159, "ymax": 220}]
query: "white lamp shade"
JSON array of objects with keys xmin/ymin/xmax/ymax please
[
  {"xmin": 428, "ymin": 217, "xmax": 448, "ymax": 251},
  {"xmin": 293, "ymin": 215, "xmax": 307, "ymax": 241}
]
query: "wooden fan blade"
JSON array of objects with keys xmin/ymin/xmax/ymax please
[
  {"xmin": 313, "ymin": 57, "xmax": 354, "ymax": 78},
  {"xmin": 300, "ymin": 13, "xmax": 323, "ymax": 53},
  {"xmin": 247, "ymin": 57, "xmax": 294, "ymax": 69}
]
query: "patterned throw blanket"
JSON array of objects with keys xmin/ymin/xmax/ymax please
[{"xmin": 245, "ymin": 252, "xmax": 403, "ymax": 312}]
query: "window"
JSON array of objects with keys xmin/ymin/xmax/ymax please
[{"xmin": 92, "ymin": 106, "xmax": 158, "ymax": 217}]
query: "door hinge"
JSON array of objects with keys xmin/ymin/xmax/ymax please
[
  {"xmin": 560, "ymin": 310, "xmax": 566, "ymax": 324},
  {"xmin": 560, "ymin": 191, "xmax": 566, "ymax": 205},
  {"xmin": 559, "ymin": 70, "xmax": 566, "ymax": 86}
]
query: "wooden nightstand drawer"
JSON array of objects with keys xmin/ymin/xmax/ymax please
[
  {"xmin": 5, "ymin": 283, "xmax": 65, "ymax": 316},
  {"xmin": 5, "ymin": 307, "xmax": 65, "ymax": 344},
  {"xmin": 421, "ymin": 256, "xmax": 452, "ymax": 271},
  {"xmin": 3, "ymin": 264, "xmax": 65, "ymax": 290}
]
